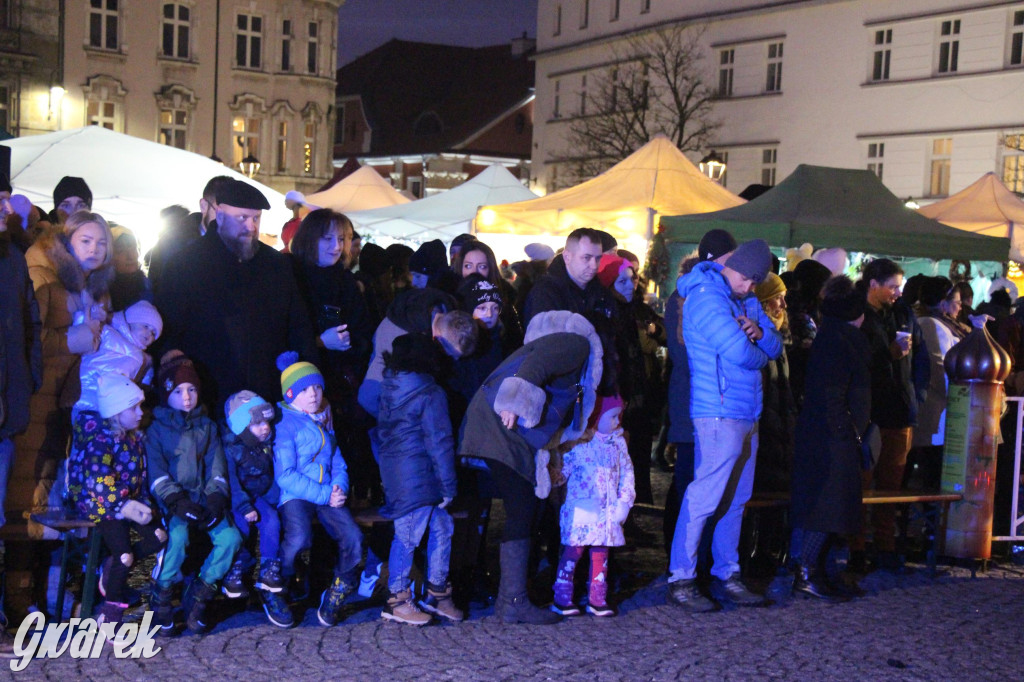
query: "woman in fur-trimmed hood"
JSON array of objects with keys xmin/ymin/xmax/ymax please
[
  {"xmin": 17, "ymin": 212, "xmax": 114, "ymax": 535},
  {"xmin": 458, "ymin": 309, "xmax": 612, "ymax": 625}
]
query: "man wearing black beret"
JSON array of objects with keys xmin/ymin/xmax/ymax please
[{"xmin": 156, "ymin": 178, "xmax": 317, "ymax": 415}]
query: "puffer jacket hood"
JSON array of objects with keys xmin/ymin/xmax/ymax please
[
  {"xmin": 677, "ymin": 260, "xmax": 784, "ymax": 421},
  {"xmin": 76, "ymin": 311, "xmax": 150, "ymax": 412}
]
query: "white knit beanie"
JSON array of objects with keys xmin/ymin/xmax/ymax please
[{"xmin": 97, "ymin": 374, "xmax": 144, "ymax": 419}]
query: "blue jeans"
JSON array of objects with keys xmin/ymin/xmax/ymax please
[
  {"xmin": 0, "ymin": 438, "xmax": 13, "ymax": 528},
  {"xmin": 231, "ymin": 496, "xmax": 281, "ymax": 568},
  {"xmin": 669, "ymin": 418, "xmax": 758, "ymax": 582},
  {"xmin": 155, "ymin": 516, "xmax": 242, "ymax": 589},
  {"xmin": 279, "ymin": 499, "xmax": 363, "ymax": 584},
  {"xmin": 387, "ymin": 505, "xmax": 454, "ymax": 594}
]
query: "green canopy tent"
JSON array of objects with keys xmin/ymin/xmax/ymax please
[{"xmin": 658, "ymin": 165, "xmax": 1010, "ymax": 262}]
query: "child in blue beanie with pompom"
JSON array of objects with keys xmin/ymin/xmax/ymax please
[{"xmin": 274, "ymin": 351, "xmax": 363, "ymax": 627}]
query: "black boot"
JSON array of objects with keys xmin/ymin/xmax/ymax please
[
  {"xmin": 149, "ymin": 584, "xmax": 177, "ymax": 636},
  {"xmin": 494, "ymin": 539, "xmax": 561, "ymax": 625},
  {"xmin": 182, "ymin": 578, "xmax": 217, "ymax": 634},
  {"xmin": 792, "ymin": 565, "xmax": 849, "ymax": 603}
]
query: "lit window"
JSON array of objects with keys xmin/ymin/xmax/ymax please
[
  {"xmin": 87, "ymin": 100, "xmax": 118, "ymax": 130},
  {"xmin": 276, "ymin": 121, "xmax": 288, "ymax": 173},
  {"xmin": 232, "ymin": 115, "xmax": 261, "ymax": 168},
  {"xmin": 929, "ymin": 138, "xmax": 952, "ymax": 196},
  {"xmin": 1003, "ymin": 134, "xmax": 1023, "ymax": 193},
  {"xmin": 303, "ymin": 121, "xmax": 315, "ymax": 175},
  {"xmin": 160, "ymin": 109, "xmax": 188, "ymax": 149},
  {"xmin": 161, "ymin": 3, "xmax": 190, "ymax": 59}
]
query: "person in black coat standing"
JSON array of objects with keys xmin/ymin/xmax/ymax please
[
  {"xmin": 522, "ymin": 228, "xmax": 615, "ymax": 325},
  {"xmin": 791, "ymin": 276, "xmax": 870, "ymax": 600},
  {"xmin": 156, "ymin": 180, "xmax": 317, "ymax": 416}
]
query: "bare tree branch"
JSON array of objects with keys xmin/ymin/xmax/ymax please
[{"xmin": 557, "ymin": 24, "xmax": 719, "ymax": 187}]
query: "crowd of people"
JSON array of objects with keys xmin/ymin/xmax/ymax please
[{"xmin": 0, "ymin": 171, "xmax": 1018, "ymax": 646}]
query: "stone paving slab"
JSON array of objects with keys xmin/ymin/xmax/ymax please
[{"xmin": 5, "ymin": 562, "xmax": 1022, "ymax": 681}]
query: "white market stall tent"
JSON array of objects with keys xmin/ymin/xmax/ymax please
[
  {"xmin": 917, "ymin": 172, "xmax": 1024, "ymax": 262},
  {"xmin": 2, "ymin": 126, "xmax": 293, "ymax": 254},
  {"xmin": 302, "ymin": 165, "xmax": 410, "ymax": 213},
  {"xmin": 347, "ymin": 164, "xmax": 537, "ymax": 244}
]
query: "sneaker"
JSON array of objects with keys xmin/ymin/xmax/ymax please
[
  {"xmin": 550, "ymin": 601, "xmax": 582, "ymax": 617},
  {"xmin": 709, "ymin": 575, "xmax": 764, "ymax": 607},
  {"xmin": 417, "ymin": 584, "xmax": 464, "ymax": 622},
  {"xmin": 256, "ymin": 559, "xmax": 285, "ymax": 593},
  {"xmin": 357, "ymin": 562, "xmax": 382, "ymax": 599},
  {"xmin": 259, "ymin": 589, "xmax": 294, "ymax": 629},
  {"xmin": 586, "ymin": 602, "xmax": 617, "ymax": 617},
  {"xmin": 221, "ymin": 561, "xmax": 248, "ymax": 599},
  {"xmin": 666, "ymin": 578, "xmax": 717, "ymax": 613},
  {"xmin": 382, "ymin": 590, "xmax": 431, "ymax": 626},
  {"xmin": 317, "ymin": 577, "xmax": 351, "ymax": 627}
]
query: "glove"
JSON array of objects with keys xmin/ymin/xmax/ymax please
[
  {"xmin": 320, "ymin": 325, "xmax": 351, "ymax": 351},
  {"xmin": 204, "ymin": 492, "xmax": 228, "ymax": 529},
  {"xmin": 117, "ymin": 500, "xmax": 153, "ymax": 525},
  {"xmin": 66, "ymin": 322, "xmax": 101, "ymax": 354},
  {"xmin": 438, "ymin": 497, "xmax": 453, "ymax": 510},
  {"xmin": 167, "ymin": 493, "xmax": 206, "ymax": 525}
]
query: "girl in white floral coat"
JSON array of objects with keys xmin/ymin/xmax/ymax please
[{"xmin": 553, "ymin": 395, "xmax": 635, "ymax": 617}]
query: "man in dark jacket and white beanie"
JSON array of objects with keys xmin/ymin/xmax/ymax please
[{"xmin": 667, "ymin": 238, "xmax": 783, "ymax": 612}]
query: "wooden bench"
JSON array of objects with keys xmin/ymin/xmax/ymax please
[{"xmin": 28, "ymin": 511, "xmax": 101, "ymax": 620}]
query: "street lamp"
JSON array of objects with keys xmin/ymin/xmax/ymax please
[
  {"xmin": 239, "ymin": 153, "xmax": 261, "ymax": 178},
  {"xmin": 904, "ymin": 196, "xmax": 920, "ymax": 209},
  {"xmin": 699, "ymin": 151, "xmax": 726, "ymax": 183}
]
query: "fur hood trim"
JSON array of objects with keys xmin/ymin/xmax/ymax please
[
  {"xmin": 522, "ymin": 310, "xmax": 604, "ymax": 443},
  {"xmin": 29, "ymin": 227, "xmax": 114, "ymax": 300}
]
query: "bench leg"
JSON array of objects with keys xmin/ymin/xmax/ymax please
[
  {"xmin": 80, "ymin": 528, "xmax": 101, "ymax": 618},
  {"xmin": 55, "ymin": 533, "xmax": 71, "ymax": 619}
]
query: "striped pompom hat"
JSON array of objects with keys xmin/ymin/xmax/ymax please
[{"xmin": 276, "ymin": 351, "xmax": 324, "ymax": 404}]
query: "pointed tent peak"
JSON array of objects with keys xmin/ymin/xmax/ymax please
[
  {"xmin": 464, "ymin": 164, "xmax": 530, "ymax": 190},
  {"xmin": 303, "ymin": 165, "xmax": 410, "ymax": 212},
  {"xmin": 918, "ymin": 171, "xmax": 1024, "ymax": 221},
  {"xmin": 602, "ymin": 134, "xmax": 707, "ymax": 177}
]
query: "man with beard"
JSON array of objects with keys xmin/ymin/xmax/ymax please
[
  {"xmin": 156, "ymin": 179, "xmax": 317, "ymax": 416},
  {"xmin": 853, "ymin": 258, "xmax": 928, "ymax": 571}
]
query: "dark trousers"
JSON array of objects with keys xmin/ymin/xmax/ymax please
[
  {"xmin": 96, "ymin": 518, "xmax": 166, "ymax": 603},
  {"xmin": 487, "ymin": 460, "xmax": 539, "ymax": 542},
  {"xmin": 279, "ymin": 499, "xmax": 363, "ymax": 584}
]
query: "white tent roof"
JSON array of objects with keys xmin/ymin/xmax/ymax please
[
  {"xmin": 917, "ymin": 172, "xmax": 1024, "ymax": 261},
  {"xmin": 2, "ymin": 126, "xmax": 293, "ymax": 254},
  {"xmin": 303, "ymin": 165, "xmax": 410, "ymax": 213},
  {"xmin": 347, "ymin": 165, "xmax": 537, "ymax": 242}
]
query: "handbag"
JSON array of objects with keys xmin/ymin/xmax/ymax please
[{"xmin": 858, "ymin": 422, "xmax": 881, "ymax": 471}]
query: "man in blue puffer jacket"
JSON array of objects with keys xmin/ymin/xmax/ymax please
[{"xmin": 667, "ymin": 239, "xmax": 783, "ymax": 612}]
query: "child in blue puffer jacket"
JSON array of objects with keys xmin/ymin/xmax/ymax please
[
  {"xmin": 377, "ymin": 333, "xmax": 461, "ymax": 626},
  {"xmin": 274, "ymin": 351, "xmax": 363, "ymax": 628},
  {"xmin": 221, "ymin": 390, "xmax": 293, "ymax": 629}
]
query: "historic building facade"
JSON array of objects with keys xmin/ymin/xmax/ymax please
[{"xmin": 532, "ymin": 0, "xmax": 1024, "ymax": 202}]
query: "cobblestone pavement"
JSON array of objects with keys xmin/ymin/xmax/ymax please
[{"xmin": 6, "ymin": 471, "xmax": 1023, "ymax": 681}]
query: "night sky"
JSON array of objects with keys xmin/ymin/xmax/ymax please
[{"xmin": 336, "ymin": 0, "xmax": 539, "ymax": 66}]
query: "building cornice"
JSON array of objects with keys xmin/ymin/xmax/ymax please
[
  {"xmin": 864, "ymin": 0, "xmax": 1023, "ymax": 27},
  {"xmin": 856, "ymin": 123, "xmax": 1024, "ymax": 140}
]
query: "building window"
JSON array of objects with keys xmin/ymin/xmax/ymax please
[
  {"xmin": 640, "ymin": 0, "xmax": 651, "ymax": 15},
  {"xmin": 88, "ymin": 0, "xmax": 119, "ymax": 51},
  {"xmin": 282, "ymin": 20, "xmax": 292, "ymax": 71},
  {"xmin": 718, "ymin": 49, "xmax": 734, "ymax": 97},
  {"xmin": 766, "ymin": 42, "xmax": 783, "ymax": 92},
  {"xmin": 554, "ymin": 4, "xmax": 561, "ymax": 36},
  {"xmin": 161, "ymin": 3, "xmax": 190, "ymax": 59},
  {"xmin": 579, "ymin": 75, "xmax": 587, "ymax": 115},
  {"xmin": 938, "ymin": 19, "xmax": 960, "ymax": 74},
  {"xmin": 0, "ymin": 85, "xmax": 11, "ymax": 132},
  {"xmin": 303, "ymin": 121, "xmax": 315, "ymax": 175},
  {"xmin": 611, "ymin": 0, "xmax": 620, "ymax": 22},
  {"xmin": 867, "ymin": 142, "xmax": 884, "ymax": 180},
  {"xmin": 1003, "ymin": 134, "xmax": 1024, "ymax": 193},
  {"xmin": 553, "ymin": 80, "xmax": 561, "ymax": 118},
  {"xmin": 580, "ymin": 0, "xmax": 589, "ymax": 29},
  {"xmin": 276, "ymin": 121, "xmax": 288, "ymax": 173},
  {"xmin": 307, "ymin": 22, "xmax": 319, "ymax": 74},
  {"xmin": 159, "ymin": 109, "xmax": 188, "ymax": 148},
  {"xmin": 929, "ymin": 137, "xmax": 952, "ymax": 196},
  {"xmin": 1011, "ymin": 10, "xmax": 1023, "ymax": 67},
  {"xmin": 232, "ymin": 115, "xmax": 261, "ymax": 168},
  {"xmin": 408, "ymin": 176, "xmax": 423, "ymax": 198},
  {"xmin": 761, "ymin": 148, "xmax": 777, "ymax": 186},
  {"xmin": 236, "ymin": 13, "xmax": 262, "ymax": 69},
  {"xmin": 87, "ymin": 100, "xmax": 118, "ymax": 130},
  {"xmin": 872, "ymin": 28, "xmax": 892, "ymax": 81}
]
